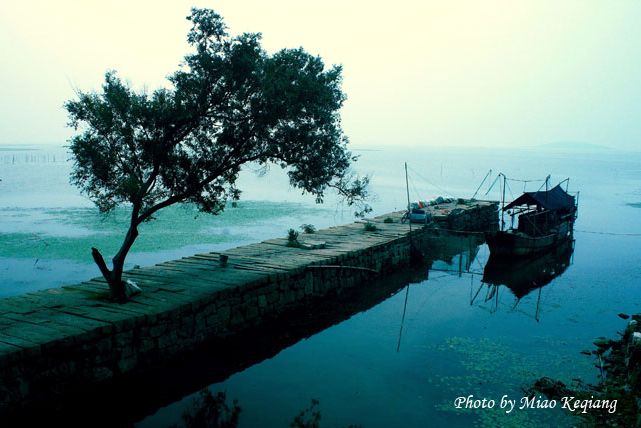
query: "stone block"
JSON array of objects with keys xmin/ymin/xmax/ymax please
[
  {"xmin": 157, "ymin": 331, "xmax": 178, "ymax": 350},
  {"xmin": 217, "ymin": 305, "xmax": 231, "ymax": 322},
  {"xmin": 229, "ymin": 308, "xmax": 244, "ymax": 326},
  {"xmin": 266, "ymin": 291, "xmax": 279, "ymax": 305},
  {"xmin": 149, "ymin": 323, "xmax": 168, "ymax": 338},
  {"xmin": 118, "ymin": 354, "xmax": 138, "ymax": 373},
  {"xmin": 258, "ymin": 295, "xmax": 268, "ymax": 308},
  {"xmin": 92, "ymin": 366, "xmax": 113, "ymax": 382},
  {"xmin": 245, "ymin": 305, "xmax": 259, "ymax": 320},
  {"xmin": 139, "ymin": 337, "xmax": 156, "ymax": 354},
  {"xmin": 114, "ymin": 331, "xmax": 134, "ymax": 348}
]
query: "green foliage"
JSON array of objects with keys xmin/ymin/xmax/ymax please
[
  {"xmin": 290, "ymin": 399, "xmax": 321, "ymax": 428},
  {"xmin": 66, "ymin": 8, "xmax": 369, "ymax": 220},
  {"xmin": 287, "ymin": 228, "xmax": 300, "ymax": 247},
  {"xmin": 65, "ymin": 7, "xmax": 370, "ymax": 292},
  {"xmin": 300, "ymin": 223, "xmax": 316, "ymax": 234},
  {"xmin": 363, "ymin": 222, "xmax": 377, "ymax": 231},
  {"xmin": 289, "ymin": 399, "xmax": 363, "ymax": 428},
  {"xmin": 172, "ymin": 389, "xmax": 241, "ymax": 428},
  {"xmin": 169, "ymin": 394, "xmax": 362, "ymax": 428},
  {"xmin": 383, "ymin": 217, "xmax": 394, "ymax": 223}
]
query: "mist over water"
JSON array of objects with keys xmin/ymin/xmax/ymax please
[{"xmin": 1, "ymin": 144, "xmax": 641, "ymax": 426}]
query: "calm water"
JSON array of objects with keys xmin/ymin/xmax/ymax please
[{"xmin": 1, "ymin": 144, "xmax": 641, "ymax": 427}]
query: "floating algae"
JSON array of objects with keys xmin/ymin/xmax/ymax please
[
  {"xmin": 0, "ymin": 202, "xmax": 333, "ymax": 262},
  {"xmin": 431, "ymin": 336, "xmax": 591, "ymax": 427}
]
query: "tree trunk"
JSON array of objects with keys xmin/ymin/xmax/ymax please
[{"xmin": 91, "ymin": 225, "xmax": 139, "ymax": 303}]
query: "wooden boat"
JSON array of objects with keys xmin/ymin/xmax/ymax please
[{"xmin": 486, "ymin": 179, "xmax": 577, "ymax": 257}]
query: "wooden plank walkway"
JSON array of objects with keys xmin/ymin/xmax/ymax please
[
  {"xmin": 0, "ymin": 201, "xmax": 497, "ymax": 365},
  {"xmin": 0, "ymin": 210, "xmax": 410, "ymax": 363}
]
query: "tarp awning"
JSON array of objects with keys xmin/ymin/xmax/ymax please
[{"xmin": 504, "ymin": 184, "xmax": 575, "ymax": 211}]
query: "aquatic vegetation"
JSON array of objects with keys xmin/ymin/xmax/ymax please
[
  {"xmin": 300, "ymin": 224, "xmax": 316, "ymax": 234},
  {"xmin": 528, "ymin": 319, "xmax": 641, "ymax": 427},
  {"xmin": 432, "ymin": 336, "xmax": 590, "ymax": 427},
  {"xmin": 287, "ymin": 228, "xmax": 301, "ymax": 248},
  {"xmin": 363, "ymin": 222, "xmax": 377, "ymax": 232},
  {"xmin": 0, "ymin": 202, "xmax": 330, "ymax": 262}
]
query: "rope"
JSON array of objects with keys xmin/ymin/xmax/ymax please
[
  {"xmin": 423, "ymin": 226, "xmax": 489, "ymax": 235},
  {"xmin": 575, "ymin": 229, "xmax": 641, "ymax": 237},
  {"xmin": 306, "ymin": 265, "xmax": 379, "ymax": 273},
  {"xmin": 407, "ymin": 166, "xmax": 457, "ymax": 198},
  {"xmin": 505, "ymin": 179, "xmax": 515, "ymax": 200},
  {"xmin": 505, "ymin": 178, "xmax": 545, "ymax": 183},
  {"xmin": 425, "ymin": 226, "xmax": 641, "ymax": 237},
  {"xmin": 408, "ymin": 174, "xmax": 423, "ymax": 202},
  {"xmin": 429, "ymin": 268, "xmax": 485, "ymax": 276}
]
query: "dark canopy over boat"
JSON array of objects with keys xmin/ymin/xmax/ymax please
[{"xmin": 504, "ymin": 184, "xmax": 576, "ymax": 214}]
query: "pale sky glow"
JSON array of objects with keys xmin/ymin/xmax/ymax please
[{"xmin": 1, "ymin": 0, "xmax": 640, "ymax": 149}]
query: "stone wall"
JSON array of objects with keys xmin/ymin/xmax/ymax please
[
  {"xmin": 0, "ymin": 204, "xmax": 496, "ymax": 416},
  {"xmin": 446, "ymin": 202, "xmax": 499, "ymax": 231},
  {"xmin": 0, "ymin": 231, "xmax": 418, "ymax": 416}
]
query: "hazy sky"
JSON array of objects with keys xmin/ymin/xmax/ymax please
[{"xmin": 1, "ymin": 0, "xmax": 640, "ymax": 149}]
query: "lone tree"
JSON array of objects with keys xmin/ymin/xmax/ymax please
[{"xmin": 66, "ymin": 8, "xmax": 369, "ymax": 302}]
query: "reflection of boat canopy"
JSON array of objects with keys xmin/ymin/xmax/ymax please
[
  {"xmin": 482, "ymin": 240, "xmax": 574, "ymax": 299},
  {"xmin": 474, "ymin": 240, "xmax": 574, "ymax": 321}
]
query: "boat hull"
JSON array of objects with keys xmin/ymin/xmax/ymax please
[{"xmin": 485, "ymin": 221, "xmax": 574, "ymax": 258}]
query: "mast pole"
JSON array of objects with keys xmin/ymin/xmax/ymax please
[
  {"xmin": 396, "ymin": 162, "xmax": 418, "ymax": 351},
  {"xmin": 501, "ymin": 173, "xmax": 506, "ymax": 231},
  {"xmin": 405, "ymin": 162, "xmax": 413, "ymax": 247}
]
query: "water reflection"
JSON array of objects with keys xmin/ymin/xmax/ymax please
[
  {"xmin": 396, "ymin": 232, "xmax": 486, "ymax": 353},
  {"xmin": 135, "ymin": 234, "xmax": 485, "ymax": 427},
  {"xmin": 475, "ymin": 239, "xmax": 575, "ymax": 321},
  {"xmin": 7, "ymin": 232, "xmax": 577, "ymax": 427},
  {"xmin": 168, "ymin": 390, "xmax": 241, "ymax": 428},
  {"xmin": 423, "ymin": 232, "xmax": 485, "ymax": 273},
  {"xmin": 11, "ymin": 256, "xmax": 438, "ymax": 427}
]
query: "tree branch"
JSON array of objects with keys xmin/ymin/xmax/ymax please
[
  {"xmin": 91, "ymin": 247, "xmax": 112, "ymax": 282},
  {"xmin": 136, "ymin": 150, "xmax": 264, "ymax": 224}
]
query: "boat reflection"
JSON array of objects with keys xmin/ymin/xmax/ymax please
[
  {"xmin": 6, "ymin": 233, "xmax": 494, "ymax": 427},
  {"xmin": 423, "ymin": 231, "xmax": 486, "ymax": 273},
  {"xmin": 473, "ymin": 239, "xmax": 574, "ymax": 321}
]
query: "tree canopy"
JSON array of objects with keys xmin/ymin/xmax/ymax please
[{"xmin": 66, "ymin": 8, "xmax": 369, "ymax": 301}]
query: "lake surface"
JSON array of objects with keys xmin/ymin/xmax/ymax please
[{"xmin": 1, "ymin": 144, "xmax": 641, "ymax": 427}]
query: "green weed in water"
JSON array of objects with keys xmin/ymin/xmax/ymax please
[
  {"xmin": 0, "ymin": 202, "xmax": 330, "ymax": 261},
  {"xmin": 432, "ymin": 336, "xmax": 588, "ymax": 428}
]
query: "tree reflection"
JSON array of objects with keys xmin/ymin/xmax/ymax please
[
  {"xmin": 171, "ymin": 392, "xmax": 362, "ymax": 428},
  {"xmin": 169, "ymin": 390, "xmax": 240, "ymax": 428}
]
